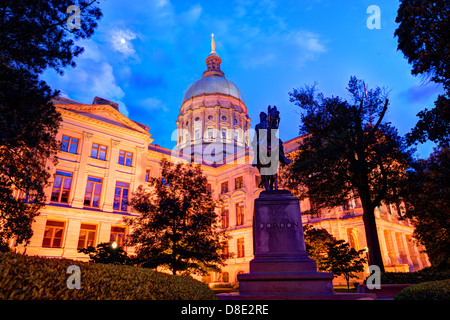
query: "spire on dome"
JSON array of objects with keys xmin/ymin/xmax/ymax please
[
  {"xmin": 211, "ymin": 33, "xmax": 216, "ymax": 54},
  {"xmin": 203, "ymin": 34, "xmax": 224, "ymax": 78}
]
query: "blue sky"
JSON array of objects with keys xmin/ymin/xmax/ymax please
[{"xmin": 42, "ymin": 0, "xmax": 443, "ymax": 158}]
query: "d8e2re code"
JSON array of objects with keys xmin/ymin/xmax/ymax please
[{"xmin": 225, "ymin": 304, "xmax": 268, "ymax": 315}]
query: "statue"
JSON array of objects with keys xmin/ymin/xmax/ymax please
[
  {"xmin": 211, "ymin": 33, "xmax": 216, "ymax": 53},
  {"xmin": 252, "ymin": 105, "xmax": 290, "ymax": 191}
]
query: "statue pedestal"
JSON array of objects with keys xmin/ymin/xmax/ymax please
[{"xmin": 218, "ymin": 190, "xmax": 376, "ymax": 300}]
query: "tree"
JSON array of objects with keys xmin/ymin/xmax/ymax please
[
  {"xmin": 0, "ymin": 1, "xmax": 102, "ymax": 249},
  {"xmin": 125, "ymin": 159, "xmax": 228, "ymax": 276},
  {"xmin": 303, "ymin": 224, "xmax": 336, "ymax": 271},
  {"xmin": 395, "ymin": 0, "xmax": 450, "ymax": 145},
  {"xmin": 323, "ymin": 240, "xmax": 366, "ymax": 292},
  {"xmin": 78, "ymin": 242, "xmax": 129, "ymax": 265},
  {"xmin": 285, "ymin": 76, "xmax": 415, "ymax": 272},
  {"xmin": 401, "ymin": 146, "xmax": 450, "ymax": 269},
  {"xmin": 303, "ymin": 224, "xmax": 366, "ymax": 291}
]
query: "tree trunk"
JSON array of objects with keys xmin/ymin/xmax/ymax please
[{"xmin": 361, "ymin": 203, "xmax": 385, "ymax": 273}]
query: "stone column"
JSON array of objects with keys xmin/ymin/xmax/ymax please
[
  {"xmin": 102, "ymin": 139, "xmax": 120, "ymax": 212},
  {"xmin": 62, "ymin": 218, "xmax": 82, "ymax": 259},
  {"xmin": 71, "ymin": 131, "xmax": 93, "ymax": 208}
]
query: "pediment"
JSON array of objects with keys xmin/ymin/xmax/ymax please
[{"xmin": 56, "ymin": 103, "xmax": 150, "ymax": 136}]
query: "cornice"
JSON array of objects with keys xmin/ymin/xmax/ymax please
[{"xmin": 56, "ymin": 104, "xmax": 154, "ymax": 144}]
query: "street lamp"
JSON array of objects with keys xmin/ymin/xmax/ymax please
[
  {"xmin": 111, "ymin": 241, "xmax": 118, "ymax": 249},
  {"xmin": 364, "ymin": 246, "xmax": 370, "ymax": 265}
]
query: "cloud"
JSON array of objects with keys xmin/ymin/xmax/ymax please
[
  {"xmin": 139, "ymin": 97, "xmax": 168, "ymax": 112},
  {"xmin": 400, "ymin": 82, "xmax": 444, "ymax": 105},
  {"xmin": 41, "ymin": 40, "xmax": 130, "ymax": 117},
  {"xmin": 235, "ymin": 29, "xmax": 327, "ymax": 69},
  {"xmin": 179, "ymin": 4, "xmax": 203, "ymax": 24},
  {"xmin": 110, "ymin": 29, "xmax": 138, "ymax": 58}
]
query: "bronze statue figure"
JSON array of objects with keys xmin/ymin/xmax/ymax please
[{"xmin": 252, "ymin": 105, "xmax": 290, "ymax": 191}]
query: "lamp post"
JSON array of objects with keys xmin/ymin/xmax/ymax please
[
  {"xmin": 111, "ymin": 241, "xmax": 118, "ymax": 249},
  {"xmin": 364, "ymin": 246, "xmax": 370, "ymax": 265}
]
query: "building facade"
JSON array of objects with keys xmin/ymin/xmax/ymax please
[{"xmin": 12, "ymin": 44, "xmax": 430, "ymax": 285}]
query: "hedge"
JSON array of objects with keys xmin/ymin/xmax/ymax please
[
  {"xmin": 394, "ymin": 279, "xmax": 450, "ymax": 300},
  {"xmin": 380, "ymin": 270, "xmax": 450, "ymax": 284},
  {"xmin": 0, "ymin": 252, "xmax": 216, "ymax": 300}
]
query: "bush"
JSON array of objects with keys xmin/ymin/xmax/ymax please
[
  {"xmin": 0, "ymin": 252, "xmax": 216, "ymax": 300},
  {"xmin": 380, "ymin": 269, "xmax": 450, "ymax": 284},
  {"xmin": 394, "ymin": 280, "xmax": 450, "ymax": 300}
]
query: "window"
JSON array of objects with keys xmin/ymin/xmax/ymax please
[
  {"xmin": 118, "ymin": 150, "xmax": 133, "ymax": 166},
  {"xmin": 61, "ymin": 135, "xmax": 78, "ymax": 154},
  {"xmin": 236, "ymin": 202, "xmax": 244, "ymax": 226},
  {"xmin": 195, "ymin": 117, "xmax": 200, "ymax": 121},
  {"xmin": 237, "ymin": 238, "xmax": 245, "ymax": 258},
  {"xmin": 51, "ymin": 171, "xmax": 72, "ymax": 203},
  {"xmin": 42, "ymin": 220, "xmax": 65, "ymax": 248},
  {"xmin": 222, "ymin": 272, "xmax": 229, "ymax": 283},
  {"xmin": 84, "ymin": 176, "xmax": 102, "ymax": 207},
  {"xmin": 195, "ymin": 129, "xmax": 201, "ymax": 140},
  {"xmin": 221, "ymin": 206, "xmax": 229, "ymax": 229},
  {"xmin": 221, "ymin": 116, "xmax": 227, "ymax": 121},
  {"xmin": 255, "ymin": 175, "xmax": 262, "ymax": 188},
  {"xmin": 208, "ymin": 115, "xmax": 213, "ymax": 120},
  {"xmin": 77, "ymin": 224, "xmax": 97, "ymax": 249},
  {"xmin": 234, "ymin": 119, "xmax": 237, "ymax": 125},
  {"xmin": 223, "ymin": 241, "xmax": 229, "ymax": 259},
  {"xmin": 234, "ymin": 130, "xmax": 238, "ymax": 141},
  {"xmin": 221, "ymin": 181, "xmax": 228, "ymax": 194},
  {"xmin": 145, "ymin": 169, "xmax": 151, "ymax": 182},
  {"xmin": 91, "ymin": 143, "xmax": 107, "ymax": 160},
  {"xmin": 221, "ymin": 128, "xmax": 227, "ymax": 139},
  {"xmin": 235, "ymin": 176, "xmax": 243, "ymax": 189},
  {"xmin": 113, "ymin": 181, "xmax": 129, "ymax": 211},
  {"xmin": 207, "ymin": 127, "xmax": 213, "ymax": 139},
  {"xmin": 110, "ymin": 226, "xmax": 126, "ymax": 247}
]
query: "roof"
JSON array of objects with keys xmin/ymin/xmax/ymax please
[{"xmin": 183, "ymin": 76, "xmax": 245, "ymax": 103}]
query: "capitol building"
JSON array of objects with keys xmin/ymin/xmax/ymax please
[{"xmin": 12, "ymin": 40, "xmax": 430, "ymax": 285}]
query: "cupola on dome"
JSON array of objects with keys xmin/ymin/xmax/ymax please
[{"xmin": 182, "ymin": 34, "xmax": 244, "ymax": 104}]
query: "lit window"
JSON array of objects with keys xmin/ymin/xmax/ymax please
[
  {"xmin": 113, "ymin": 181, "xmax": 129, "ymax": 212},
  {"xmin": 42, "ymin": 220, "xmax": 65, "ymax": 248},
  {"xmin": 110, "ymin": 227, "xmax": 126, "ymax": 247},
  {"xmin": 236, "ymin": 202, "xmax": 244, "ymax": 226},
  {"xmin": 221, "ymin": 181, "xmax": 228, "ymax": 194},
  {"xmin": 77, "ymin": 224, "xmax": 97, "ymax": 249},
  {"xmin": 84, "ymin": 176, "xmax": 102, "ymax": 208},
  {"xmin": 61, "ymin": 135, "xmax": 78, "ymax": 154},
  {"xmin": 51, "ymin": 171, "xmax": 73, "ymax": 203},
  {"xmin": 118, "ymin": 150, "xmax": 133, "ymax": 166},
  {"xmin": 235, "ymin": 176, "xmax": 243, "ymax": 189},
  {"xmin": 221, "ymin": 206, "xmax": 229, "ymax": 229},
  {"xmin": 237, "ymin": 238, "xmax": 245, "ymax": 258},
  {"xmin": 91, "ymin": 143, "xmax": 107, "ymax": 160}
]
